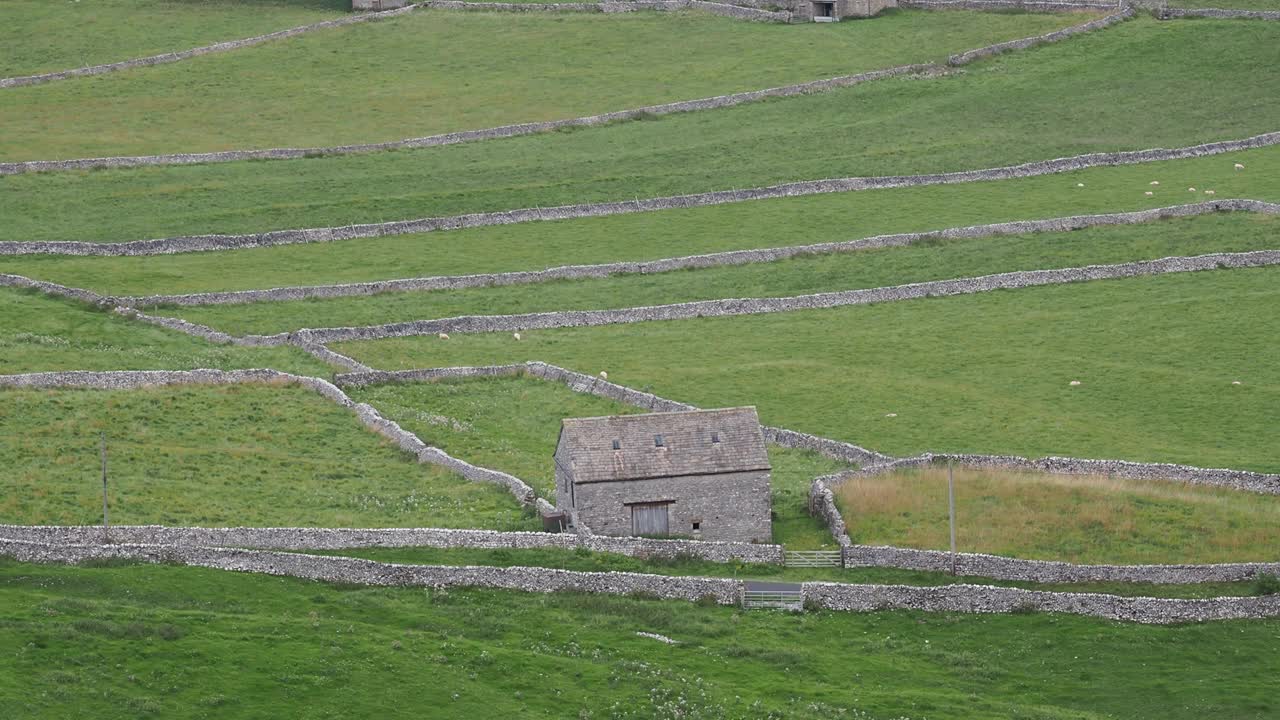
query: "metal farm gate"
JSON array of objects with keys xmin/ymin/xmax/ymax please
[{"xmin": 784, "ymin": 550, "xmax": 843, "ymax": 568}]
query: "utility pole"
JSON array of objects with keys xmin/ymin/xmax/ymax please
[
  {"xmin": 100, "ymin": 432, "xmax": 109, "ymax": 543},
  {"xmin": 948, "ymin": 458, "xmax": 957, "ymax": 576}
]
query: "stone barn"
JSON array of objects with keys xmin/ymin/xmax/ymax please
[{"xmin": 553, "ymin": 407, "xmax": 773, "ymax": 543}]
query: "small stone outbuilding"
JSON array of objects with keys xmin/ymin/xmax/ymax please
[
  {"xmin": 554, "ymin": 407, "xmax": 772, "ymax": 543},
  {"xmin": 794, "ymin": 0, "xmax": 897, "ymax": 22}
]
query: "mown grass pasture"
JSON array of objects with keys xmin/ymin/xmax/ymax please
[
  {"xmin": 0, "ymin": 9, "xmax": 1086, "ymax": 158},
  {"xmin": 336, "ymin": 268, "xmax": 1280, "ymax": 473}
]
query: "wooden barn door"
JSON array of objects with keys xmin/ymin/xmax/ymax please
[{"xmin": 631, "ymin": 503, "xmax": 670, "ymax": 536}]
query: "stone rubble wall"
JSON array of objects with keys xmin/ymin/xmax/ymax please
[
  {"xmin": 947, "ymin": 6, "xmax": 1133, "ymax": 66},
  {"xmin": 809, "ymin": 477, "xmax": 853, "ymax": 545},
  {"xmin": 801, "ymin": 580, "xmax": 1280, "ymax": 623},
  {"xmin": 842, "ymin": 544, "xmax": 1280, "ymax": 584},
  {"xmin": 0, "ymin": 369, "xmax": 543, "ymax": 508},
  {"xmin": 1162, "ymin": 7, "xmax": 1280, "ymax": 20},
  {"xmin": 7, "ymin": 132, "xmax": 1274, "ymax": 256},
  {"xmin": 902, "ymin": 0, "xmax": 1121, "ymax": 9},
  {"xmin": 0, "ymin": 63, "xmax": 928, "ymax": 179},
  {"xmin": 270, "ymin": 250, "xmax": 1280, "ymax": 344},
  {"xmin": 0, "ymin": 4, "xmax": 423, "ymax": 89},
  {"xmin": 0, "ymin": 539, "xmax": 746, "ymax": 604},
  {"xmin": 113, "ymin": 200, "xmax": 1279, "ymax": 307},
  {"xmin": 7, "ymin": 538, "xmax": 1280, "ymax": 623},
  {"xmin": 0, "ymin": 524, "xmax": 783, "ymax": 563}
]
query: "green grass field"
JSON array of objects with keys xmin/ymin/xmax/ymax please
[
  {"xmin": 336, "ymin": 268, "xmax": 1280, "ymax": 473},
  {"xmin": 836, "ymin": 466, "xmax": 1280, "ymax": 564},
  {"xmin": 3, "ymin": 559, "xmax": 1279, "ymax": 719},
  {"xmin": 0, "ymin": 288, "xmax": 329, "ymax": 375},
  {"xmin": 166, "ymin": 212, "xmax": 1280, "ymax": 336},
  {"xmin": 0, "ymin": 0, "xmax": 348, "ymax": 77},
  {"xmin": 0, "ymin": 383, "xmax": 532, "ymax": 529},
  {"xmin": 346, "ymin": 375, "xmax": 848, "ymax": 548},
  {"xmin": 5, "ymin": 16, "xmax": 1279, "ymax": 242},
  {"xmin": 0, "ymin": 10, "xmax": 1083, "ymax": 159},
  {"xmin": 6, "ymin": 145, "xmax": 1275, "ymax": 285}
]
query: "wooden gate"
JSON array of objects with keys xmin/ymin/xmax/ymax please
[
  {"xmin": 630, "ymin": 502, "xmax": 670, "ymax": 536},
  {"xmin": 742, "ymin": 590, "xmax": 804, "ymax": 610},
  {"xmin": 784, "ymin": 550, "xmax": 843, "ymax": 567}
]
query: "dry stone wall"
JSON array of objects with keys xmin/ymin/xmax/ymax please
[
  {"xmin": 115, "ymin": 200, "xmax": 1280, "ymax": 307},
  {"xmin": 0, "ymin": 4, "xmax": 423, "ymax": 89},
  {"xmin": 8, "ymin": 133, "xmax": 1275, "ymax": 256},
  {"xmin": 1162, "ymin": 7, "xmax": 1280, "ymax": 20},
  {"xmin": 6, "ymin": 538, "xmax": 1280, "ymax": 623},
  {"xmin": 0, "ymin": 525, "xmax": 782, "ymax": 563},
  {"xmin": 802, "ymin": 581, "xmax": 1280, "ymax": 623},
  {"xmin": 273, "ymin": 250, "xmax": 1280, "ymax": 344},
  {"xmin": 843, "ymin": 544, "xmax": 1280, "ymax": 584},
  {"xmin": 0, "ymin": 64, "xmax": 927, "ymax": 178},
  {"xmin": 902, "ymin": 0, "xmax": 1121, "ymax": 10},
  {"xmin": 0, "ymin": 539, "xmax": 746, "ymax": 604}
]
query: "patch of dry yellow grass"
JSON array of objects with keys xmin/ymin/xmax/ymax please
[{"xmin": 835, "ymin": 466, "xmax": 1280, "ymax": 564}]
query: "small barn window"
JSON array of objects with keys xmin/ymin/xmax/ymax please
[
  {"xmin": 711, "ymin": 432, "xmax": 720, "ymax": 444},
  {"xmin": 611, "ymin": 439, "xmax": 621, "ymax": 450},
  {"xmin": 654, "ymin": 434, "xmax": 665, "ymax": 447}
]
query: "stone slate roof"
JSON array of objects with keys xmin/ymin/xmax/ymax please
[{"xmin": 557, "ymin": 407, "xmax": 770, "ymax": 484}]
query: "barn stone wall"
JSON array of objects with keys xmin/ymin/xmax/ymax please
[{"xmin": 572, "ymin": 470, "xmax": 773, "ymax": 543}]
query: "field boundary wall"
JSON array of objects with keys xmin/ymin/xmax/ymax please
[
  {"xmin": 6, "ymin": 538, "xmax": 1280, "ymax": 623},
  {"xmin": 6, "ymin": 132, "xmax": 1275, "ymax": 256}
]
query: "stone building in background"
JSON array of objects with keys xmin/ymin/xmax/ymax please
[{"xmin": 554, "ymin": 407, "xmax": 772, "ymax": 543}]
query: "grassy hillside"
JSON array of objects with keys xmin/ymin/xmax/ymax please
[
  {"xmin": 0, "ymin": 0, "xmax": 347, "ymax": 77},
  {"xmin": 170, "ymin": 212, "xmax": 1280, "ymax": 336},
  {"xmin": 836, "ymin": 466, "xmax": 1280, "ymax": 564},
  {"xmin": 0, "ymin": 383, "xmax": 531, "ymax": 529},
  {"xmin": 0, "ymin": 10, "xmax": 1083, "ymax": 158},
  {"xmin": 336, "ymin": 268, "xmax": 1280, "ymax": 472},
  {"xmin": 7, "ymin": 145, "xmax": 1276, "ymax": 286},
  {"xmin": 347, "ymin": 375, "xmax": 849, "ymax": 548},
  {"xmin": 2, "ymin": 559, "xmax": 1279, "ymax": 719},
  {"xmin": 0, "ymin": 289, "xmax": 329, "ymax": 375},
  {"xmin": 5, "ymin": 16, "xmax": 1278, "ymax": 240}
]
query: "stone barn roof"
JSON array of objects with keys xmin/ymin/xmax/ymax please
[{"xmin": 557, "ymin": 407, "xmax": 770, "ymax": 484}]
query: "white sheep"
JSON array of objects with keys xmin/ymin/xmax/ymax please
[
  {"xmin": 1232, "ymin": 380, "xmax": 1242, "ymax": 386},
  {"xmin": 1069, "ymin": 380, "xmax": 1082, "ymax": 386},
  {"xmin": 599, "ymin": 371, "xmax": 608, "ymax": 380},
  {"xmin": 1076, "ymin": 182, "xmax": 1085, "ymax": 188},
  {"xmin": 1188, "ymin": 187, "xmax": 1196, "ymax": 192},
  {"xmin": 513, "ymin": 332, "xmax": 522, "ymax": 341},
  {"xmin": 1150, "ymin": 181, "xmax": 1160, "ymax": 186},
  {"xmin": 1144, "ymin": 191, "xmax": 1154, "ymax": 196},
  {"xmin": 1204, "ymin": 190, "xmax": 1216, "ymax": 196},
  {"xmin": 1235, "ymin": 163, "xmax": 1245, "ymax": 170},
  {"xmin": 885, "ymin": 413, "xmax": 898, "ymax": 418},
  {"xmin": 437, "ymin": 332, "xmax": 449, "ymax": 340}
]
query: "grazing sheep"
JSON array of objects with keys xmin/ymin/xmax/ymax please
[
  {"xmin": 885, "ymin": 413, "xmax": 898, "ymax": 418},
  {"xmin": 1076, "ymin": 183, "xmax": 1085, "ymax": 188},
  {"xmin": 1235, "ymin": 163, "xmax": 1245, "ymax": 170},
  {"xmin": 599, "ymin": 371, "xmax": 608, "ymax": 380},
  {"xmin": 1069, "ymin": 380, "xmax": 1082, "ymax": 386},
  {"xmin": 1188, "ymin": 187, "xmax": 1196, "ymax": 192},
  {"xmin": 1145, "ymin": 191, "xmax": 1154, "ymax": 196},
  {"xmin": 438, "ymin": 332, "xmax": 449, "ymax": 340},
  {"xmin": 1232, "ymin": 380, "xmax": 1243, "ymax": 386},
  {"xmin": 1205, "ymin": 190, "xmax": 1216, "ymax": 196},
  {"xmin": 513, "ymin": 332, "xmax": 522, "ymax": 341},
  {"xmin": 1150, "ymin": 181, "xmax": 1160, "ymax": 186}
]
